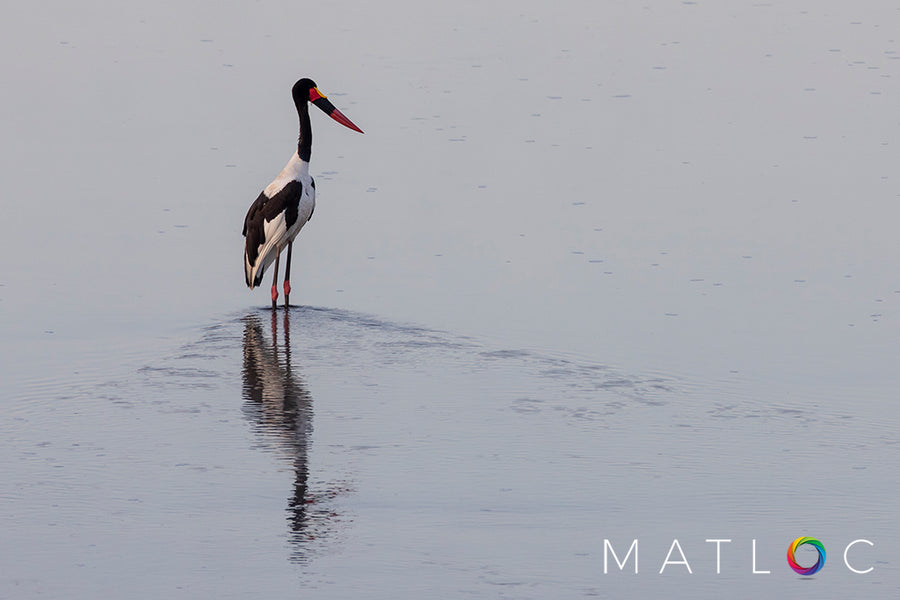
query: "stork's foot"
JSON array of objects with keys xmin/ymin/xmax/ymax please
[
  {"xmin": 271, "ymin": 284, "xmax": 279, "ymax": 309},
  {"xmin": 283, "ymin": 281, "xmax": 291, "ymax": 307}
]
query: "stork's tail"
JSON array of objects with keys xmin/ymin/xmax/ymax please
[{"xmin": 244, "ymin": 252, "xmax": 258, "ymax": 289}]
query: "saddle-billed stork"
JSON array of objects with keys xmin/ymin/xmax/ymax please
[{"xmin": 242, "ymin": 78, "xmax": 363, "ymax": 308}]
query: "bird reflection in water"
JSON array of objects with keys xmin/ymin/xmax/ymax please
[{"xmin": 241, "ymin": 309, "xmax": 346, "ymax": 563}]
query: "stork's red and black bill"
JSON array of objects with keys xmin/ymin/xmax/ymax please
[{"xmin": 309, "ymin": 87, "xmax": 364, "ymax": 134}]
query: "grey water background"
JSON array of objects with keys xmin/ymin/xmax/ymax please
[{"xmin": 1, "ymin": 0, "xmax": 898, "ymax": 597}]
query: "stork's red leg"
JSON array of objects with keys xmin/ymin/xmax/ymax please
[
  {"xmin": 271, "ymin": 252, "xmax": 281, "ymax": 309},
  {"xmin": 284, "ymin": 242, "xmax": 293, "ymax": 307}
]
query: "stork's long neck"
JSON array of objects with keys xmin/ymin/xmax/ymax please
[{"xmin": 297, "ymin": 100, "xmax": 312, "ymax": 163}]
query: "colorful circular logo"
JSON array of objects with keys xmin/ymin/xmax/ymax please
[{"xmin": 787, "ymin": 537, "xmax": 826, "ymax": 575}]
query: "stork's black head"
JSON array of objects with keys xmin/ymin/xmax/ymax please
[
  {"xmin": 290, "ymin": 77, "xmax": 363, "ymax": 134},
  {"xmin": 291, "ymin": 78, "xmax": 317, "ymax": 105}
]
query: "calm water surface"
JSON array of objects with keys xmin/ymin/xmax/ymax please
[
  {"xmin": 2, "ymin": 0, "xmax": 899, "ymax": 597},
  {"xmin": 3, "ymin": 307, "xmax": 895, "ymax": 597}
]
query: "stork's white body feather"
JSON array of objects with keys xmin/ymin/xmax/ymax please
[{"xmin": 264, "ymin": 150, "xmax": 310, "ymax": 197}]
